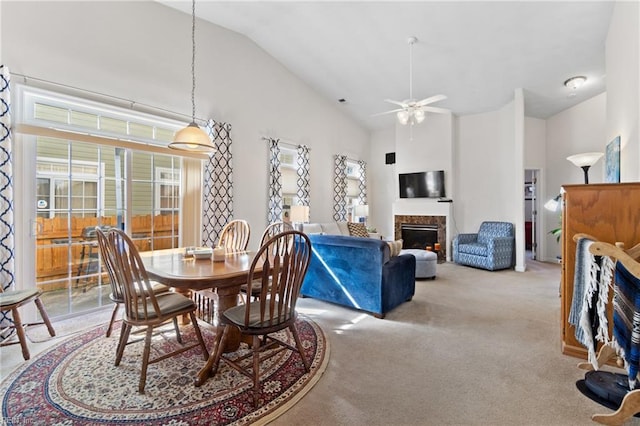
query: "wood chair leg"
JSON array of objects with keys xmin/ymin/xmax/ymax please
[
  {"xmin": 252, "ymin": 334, "xmax": 261, "ymax": 407},
  {"xmin": 289, "ymin": 323, "xmax": 310, "ymax": 372},
  {"xmin": 173, "ymin": 317, "xmax": 182, "ymax": 344},
  {"xmin": 195, "ymin": 325, "xmax": 228, "ymax": 387},
  {"xmin": 106, "ymin": 303, "xmax": 119, "ymax": 338},
  {"xmin": 139, "ymin": 325, "xmax": 154, "ymax": 393},
  {"xmin": 592, "ymin": 389, "xmax": 640, "ymax": 425},
  {"xmin": 189, "ymin": 312, "xmax": 209, "ymax": 360},
  {"xmin": 11, "ymin": 307, "xmax": 30, "ymax": 361},
  {"xmin": 115, "ymin": 323, "xmax": 131, "ymax": 366},
  {"xmin": 33, "ymin": 297, "xmax": 55, "ymax": 337}
]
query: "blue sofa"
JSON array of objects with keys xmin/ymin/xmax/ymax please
[
  {"xmin": 452, "ymin": 221, "xmax": 515, "ymax": 271},
  {"xmin": 300, "ymin": 234, "xmax": 416, "ymax": 318}
]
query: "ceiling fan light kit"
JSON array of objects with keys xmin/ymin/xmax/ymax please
[{"xmin": 374, "ymin": 36, "xmax": 449, "ymax": 126}]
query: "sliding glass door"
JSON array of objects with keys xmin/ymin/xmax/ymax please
[{"xmin": 32, "ymin": 138, "xmax": 181, "ymax": 319}]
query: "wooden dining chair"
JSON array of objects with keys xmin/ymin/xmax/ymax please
[
  {"xmin": 104, "ymin": 228, "xmax": 209, "ymax": 393},
  {"xmin": 217, "ymin": 219, "xmax": 250, "ymax": 253},
  {"xmin": 95, "ymin": 227, "xmax": 171, "ymax": 338},
  {"xmin": 197, "ymin": 230, "xmax": 312, "ymax": 405},
  {"xmin": 0, "ymin": 285, "xmax": 56, "ymax": 360},
  {"xmin": 240, "ymin": 221, "xmax": 294, "ymax": 302}
]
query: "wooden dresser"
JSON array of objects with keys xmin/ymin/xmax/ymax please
[{"xmin": 560, "ymin": 183, "xmax": 640, "ymax": 358}]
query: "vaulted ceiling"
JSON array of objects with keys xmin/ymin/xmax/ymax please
[{"xmin": 159, "ymin": 1, "xmax": 614, "ymax": 131}]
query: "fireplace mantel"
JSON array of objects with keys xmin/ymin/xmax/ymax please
[{"xmin": 392, "ymin": 199, "xmax": 453, "ymax": 262}]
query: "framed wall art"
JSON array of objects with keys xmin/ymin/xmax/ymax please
[{"xmin": 605, "ymin": 136, "xmax": 621, "ymax": 183}]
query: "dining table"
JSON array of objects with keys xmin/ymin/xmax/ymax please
[{"xmin": 140, "ymin": 248, "xmax": 260, "ymax": 354}]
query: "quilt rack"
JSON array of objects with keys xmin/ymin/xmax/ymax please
[{"xmin": 572, "ymin": 233, "xmax": 640, "ymax": 425}]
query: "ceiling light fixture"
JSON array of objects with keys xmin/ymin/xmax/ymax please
[
  {"xmin": 564, "ymin": 76, "xmax": 587, "ymax": 90},
  {"xmin": 169, "ymin": 0, "xmax": 216, "ymax": 154}
]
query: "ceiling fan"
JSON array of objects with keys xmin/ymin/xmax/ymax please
[{"xmin": 374, "ymin": 36, "xmax": 449, "ymax": 125}]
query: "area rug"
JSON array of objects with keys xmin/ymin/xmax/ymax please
[{"xmin": 0, "ymin": 315, "xmax": 329, "ymax": 425}]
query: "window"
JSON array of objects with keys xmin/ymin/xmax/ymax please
[
  {"xmin": 280, "ymin": 146, "xmax": 299, "ymax": 217},
  {"xmin": 36, "ymin": 157, "xmax": 101, "ymax": 218},
  {"xmin": 155, "ymin": 167, "xmax": 180, "ymax": 215},
  {"xmin": 345, "ymin": 159, "xmax": 361, "ymax": 212},
  {"xmin": 29, "ymin": 93, "xmax": 179, "ymax": 146}
]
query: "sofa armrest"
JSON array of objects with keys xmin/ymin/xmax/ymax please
[
  {"xmin": 487, "ymin": 236, "xmax": 515, "ymax": 252},
  {"xmin": 381, "ymin": 254, "xmax": 416, "ymax": 316},
  {"xmin": 487, "ymin": 236, "xmax": 515, "ymax": 268}
]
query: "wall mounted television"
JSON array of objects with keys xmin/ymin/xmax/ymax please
[{"xmin": 399, "ymin": 170, "xmax": 446, "ymax": 199}]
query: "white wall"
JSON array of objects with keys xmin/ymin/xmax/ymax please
[
  {"xmin": 455, "ymin": 102, "xmax": 519, "ymax": 233},
  {"xmin": 544, "ymin": 93, "xmax": 607, "ymax": 261},
  {"xmin": 525, "ymin": 117, "xmax": 547, "ymax": 169},
  {"xmin": 369, "ymin": 126, "xmax": 396, "ymax": 238},
  {"xmin": 606, "ymin": 1, "xmax": 640, "ymax": 182},
  {"xmin": 2, "ymin": 1, "xmax": 370, "ymax": 250}
]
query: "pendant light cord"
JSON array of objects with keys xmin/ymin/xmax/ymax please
[{"xmin": 191, "ymin": 0, "xmax": 197, "ymax": 122}]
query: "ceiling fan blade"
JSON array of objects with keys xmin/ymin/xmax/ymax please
[
  {"xmin": 372, "ymin": 108, "xmax": 404, "ymax": 117},
  {"xmin": 416, "ymin": 94, "xmax": 447, "ymax": 106},
  {"xmin": 384, "ymin": 99, "xmax": 408, "ymax": 108},
  {"xmin": 421, "ymin": 106, "xmax": 450, "ymax": 114}
]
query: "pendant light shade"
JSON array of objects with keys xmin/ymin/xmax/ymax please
[
  {"xmin": 170, "ymin": 122, "xmax": 214, "ymax": 152},
  {"xmin": 169, "ymin": 0, "xmax": 216, "ymax": 154}
]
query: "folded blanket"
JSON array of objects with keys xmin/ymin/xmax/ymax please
[
  {"xmin": 612, "ymin": 261, "xmax": 640, "ymax": 390},
  {"xmin": 569, "ymin": 237, "xmax": 612, "ymax": 369}
]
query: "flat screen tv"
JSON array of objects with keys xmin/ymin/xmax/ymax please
[{"xmin": 399, "ymin": 170, "xmax": 446, "ymax": 199}]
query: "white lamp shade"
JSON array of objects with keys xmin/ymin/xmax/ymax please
[
  {"xmin": 544, "ymin": 198, "xmax": 559, "ymax": 212},
  {"xmin": 290, "ymin": 205, "xmax": 310, "ymax": 223},
  {"xmin": 353, "ymin": 204, "xmax": 369, "ymax": 217},
  {"xmin": 566, "ymin": 152, "xmax": 604, "ymax": 168},
  {"xmin": 413, "ymin": 108, "xmax": 425, "ymax": 123},
  {"xmin": 169, "ymin": 122, "xmax": 216, "ymax": 153}
]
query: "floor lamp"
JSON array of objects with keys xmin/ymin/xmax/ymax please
[
  {"xmin": 353, "ymin": 204, "xmax": 369, "ymax": 225},
  {"xmin": 566, "ymin": 152, "xmax": 604, "ymax": 184}
]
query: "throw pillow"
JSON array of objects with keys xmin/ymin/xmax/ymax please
[
  {"xmin": 387, "ymin": 241, "xmax": 397, "ymax": 257},
  {"xmin": 394, "ymin": 239, "xmax": 404, "ymax": 256},
  {"xmin": 347, "ymin": 222, "xmax": 370, "ymax": 238},
  {"xmin": 386, "ymin": 239, "xmax": 403, "ymax": 257}
]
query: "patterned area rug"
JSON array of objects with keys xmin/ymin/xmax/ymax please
[{"xmin": 0, "ymin": 315, "xmax": 328, "ymax": 425}]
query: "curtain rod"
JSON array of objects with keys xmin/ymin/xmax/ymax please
[
  {"xmin": 11, "ymin": 72, "xmax": 206, "ymax": 124},
  {"xmin": 261, "ymin": 136, "xmax": 311, "ymax": 150}
]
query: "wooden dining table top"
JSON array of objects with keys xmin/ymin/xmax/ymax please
[{"xmin": 140, "ymin": 248, "xmax": 258, "ymax": 291}]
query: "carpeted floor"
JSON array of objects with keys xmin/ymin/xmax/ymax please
[{"xmin": 3, "ymin": 259, "xmax": 640, "ymax": 425}]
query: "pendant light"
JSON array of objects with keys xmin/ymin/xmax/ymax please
[{"xmin": 169, "ymin": 0, "xmax": 216, "ymax": 154}]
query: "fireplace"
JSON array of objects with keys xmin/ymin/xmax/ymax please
[
  {"xmin": 394, "ymin": 215, "xmax": 446, "ymax": 263},
  {"xmin": 401, "ymin": 224, "xmax": 438, "ymax": 250}
]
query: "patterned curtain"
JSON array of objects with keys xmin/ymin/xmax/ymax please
[
  {"xmin": 267, "ymin": 138, "xmax": 283, "ymax": 224},
  {"xmin": 358, "ymin": 160, "xmax": 367, "ymax": 205},
  {"xmin": 296, "ymin": 145, "xmax": 310, "ymax": 216},
  {"xmin": 0, "ymin": 65, "xmax": 15, "ymax": 339},
  {"xmin": 202, "ymin": 120, "xmax": 233, "ymax": 247},
  {"xmin": 333, "ymin": 155, "xmax": 348, "ymax": 221}
]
